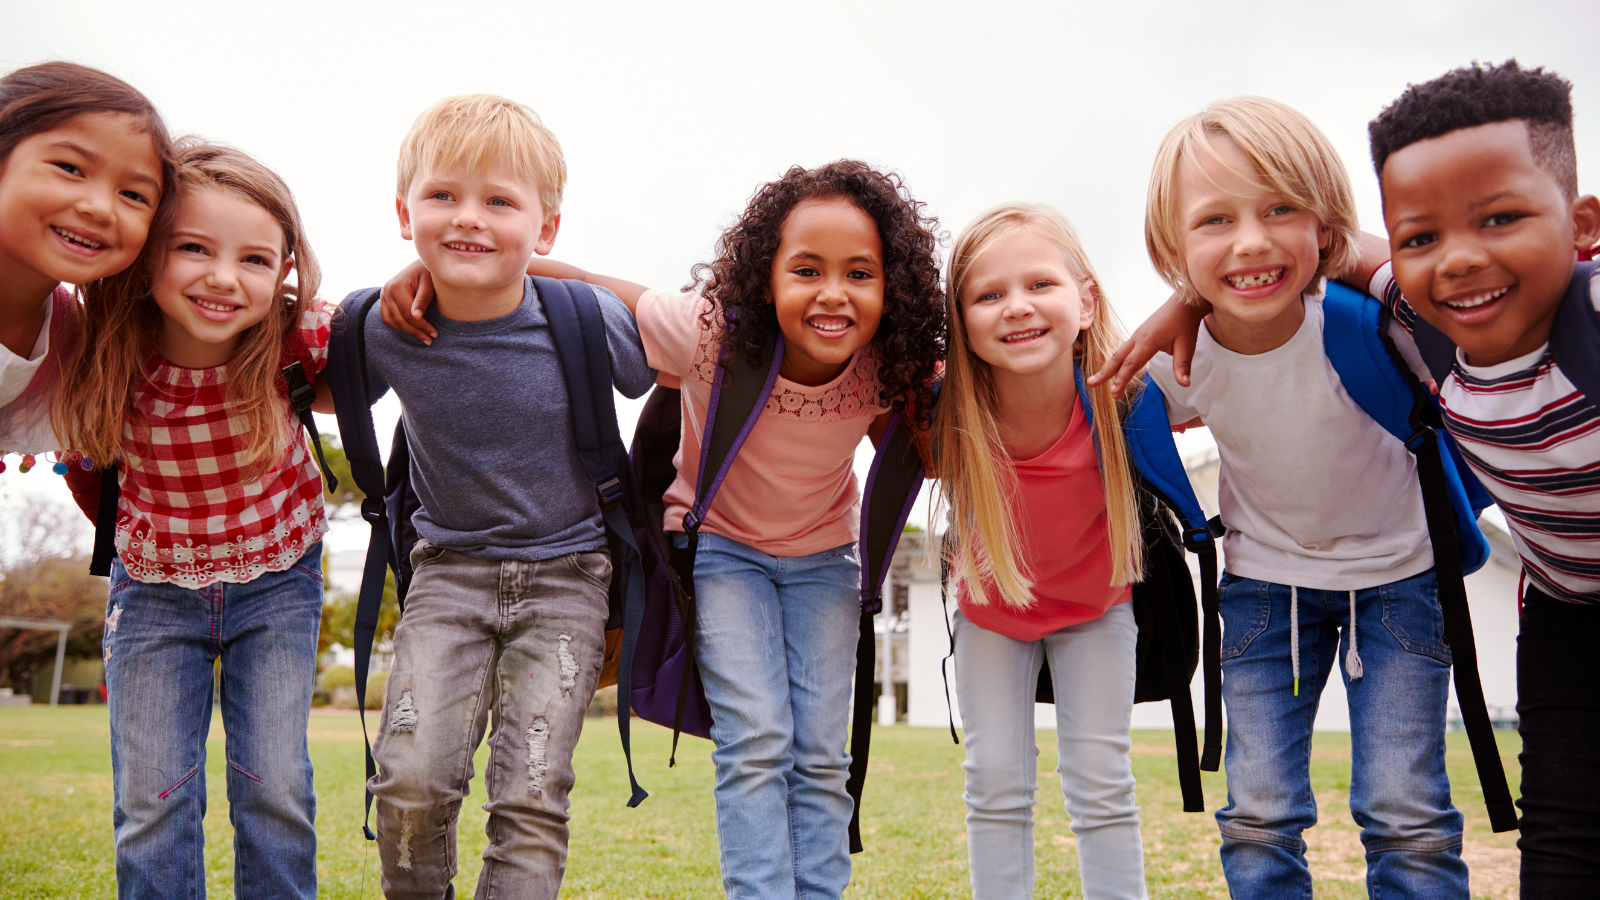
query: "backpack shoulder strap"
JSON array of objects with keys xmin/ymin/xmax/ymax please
[
  {"xmin": 1075, "ymin": 365, "xmax": 1220, "ymax": 796},
  {"xmin": 1322, "ymin": 281, "xmax": 1492, "ymax": 571},
  {"xmin": 1321, "ymin": 280, "xmax": 1516, "ymax": 832},
  {"xmin": 324, "ymin": 286, "xmax": 394, "ymax": 841},
  {"xmin": 1549, "ymin": 260, "xmax": 1600, "ymax": 407},
  {"xmin": 684, "ymin": 330, "xmax": 784, "ymax": 532},
  {"xmin": 846, "ymin": 397, "xmax": 931, "ymax": 854},
  {"xmin": 535, "ymin": 275, "xmax": 651, "ymax": 807}
]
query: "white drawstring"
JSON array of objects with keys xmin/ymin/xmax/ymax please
[
  {"xmin": 1345, "ymin": 590, "xmax": 1364, "ymax": 681},
  {"xmin": 1290, "ymin": 586, "xmax": 1300, "ymax": 696}
]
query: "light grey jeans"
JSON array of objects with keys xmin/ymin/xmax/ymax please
[
  {"xmin": 369, "ymin": 538, "xmax": 611, "ymax": 900},
  {"xmin": 954, "ymin": 601, "xmax": 1147, "ymax": 900}
]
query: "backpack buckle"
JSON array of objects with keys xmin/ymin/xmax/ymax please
[
  {"xmin": 596, "ymin": 477, "xmax": 623, "ymax": 513},
  {"xmin": 1404, "ymin": 426, "xmax": 1436, "ymax": 454},
  {"xmin": 360, "ymin": 496, "xmax": 386, "ymax": 526},
  {"xmin": 681, "ymin": 510, "xmax": 701, "ymax": 534},
  {"xmin": 282, "ymin": 361, "xmax": 316, "ymax": 414},
  {"xmin": 1182, "ymin": 526, "xmax": 1212, "ymax": 552}
]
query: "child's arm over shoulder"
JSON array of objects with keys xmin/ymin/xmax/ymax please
[
  {"xmin": 593, "ymin": 286, "xmax": 656, "ymax": 399},
  {"xmin": 1087, "ymin": 291, "xmax": 1208, "ymax": 397},
  {"xmin": 379, "ymin": 258, "xmax": 649, "ymax": 344}
]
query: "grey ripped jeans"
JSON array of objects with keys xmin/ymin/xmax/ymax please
[{"xmin": 369, "ymin": 538, "xmax": 611, "ymax": 900}]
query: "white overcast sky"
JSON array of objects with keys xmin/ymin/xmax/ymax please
[{"xmin": 2, "ymin": 0, "xmax": 1597, "ymax": 552}]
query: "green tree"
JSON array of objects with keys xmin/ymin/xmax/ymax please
[{"xmin": 0, "ymin": 497, "xmax": 106, "ymax": 690}]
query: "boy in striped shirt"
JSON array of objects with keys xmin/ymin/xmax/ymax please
[{"xmin": 1367, "ymin": 60, "xmax": 1600, "ymax": 894}]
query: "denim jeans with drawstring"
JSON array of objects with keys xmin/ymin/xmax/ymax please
[{"xmin": 1214, "ymin": 569, "xmax": 1468, "ymax": 899}]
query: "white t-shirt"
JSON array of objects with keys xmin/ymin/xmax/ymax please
[
  {"xmin": 0, "ymin": 298, "xmax": 61, "ymax": 453},
  {"xmin": 1148, "ymin": 290, "xmax": 1433, "ymax": 590},
  {"xmin": 1371, "ymin": 263, "xmax": 1600, "ymax": 603}
]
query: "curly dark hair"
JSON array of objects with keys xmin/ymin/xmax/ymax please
[
  {"xmin": 687, "ymin": 159, "xmax": 946, "ymax": 426},
  {"xmin": 1369, "ymin": 60, "xmax": 1576, "ymax": 199}
]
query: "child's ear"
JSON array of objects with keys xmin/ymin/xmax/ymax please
[
  {"xmin": 534, "ymin": 213, "xmax": 561, "ymax": 256},
  {"xmin": 1571, "ymin": 194, "xmax": 1600, "ymax": 251},
  {"xmin": 1079, "ymin": 281, "xmax": 1099, "ymax": 330},
  {"xmin": 396, "ymin": 197, "xmax": 413, "ymax": 241},
  {"xmin": 279, "ymin": 257, "xmax": 295, "ymax": 293}
]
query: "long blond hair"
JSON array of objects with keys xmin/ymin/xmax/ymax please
[
  {"xmin": 53, "ymin": 139, "xmax": 321, "ymax": 477},
  {"xmin": 934, "ymin": 203, "xmax": 1143, "ymax": 609}
]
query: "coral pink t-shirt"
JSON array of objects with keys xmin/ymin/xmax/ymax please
[
  {"xmin": 636, "ymin": 290, "xmax": 888, "ymax": 557},
  {"xmin": 958, "ymin": 401, "xmax": 1132, "ymax": 642}
]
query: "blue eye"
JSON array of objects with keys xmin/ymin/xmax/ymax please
[{"xmin": 1268, "ymin": 204, "xmax": 1294, "ymax": 216}]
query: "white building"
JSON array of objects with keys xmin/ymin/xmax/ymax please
[{"xmin": 897, "ymin": 449, "xmax": 1523, "ymax": 733}]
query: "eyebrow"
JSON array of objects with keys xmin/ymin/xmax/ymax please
[
  {"xmin": 789, "ymin": 250, "xmax": 881, "ymax": 265},
  {"xmin": 171, "ymin": 229, "xmax": 279, "ymax": 257},
  {"xmin": 1468, "ymin": 191, "xmax": 1524, "ymax": 211},
  {"xmin": 48, "ymin": 140, "xmax": 162, "ymax": 192}
]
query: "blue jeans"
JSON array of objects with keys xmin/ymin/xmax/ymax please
[
  {"xmin": 1214, "ymin": 569, "xmax": 1467, "ymax": 899},
  {"xmin": 680, "ymin": 532, "xmax": 861, "ymax": 900},
  {"xmin": 104, "ymin": 544, "xmax": 323, "ymax": 900},
  {"xmin": 954, "ymin": 602, "xmax": 1146, "ymax": 900}
]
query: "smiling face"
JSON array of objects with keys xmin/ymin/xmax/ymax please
[
  {"xmin": 399, "ymin": 161, "xmax": 558, "ymax": 317},
  {"xmin": 960, "ymin": 229, "xmax": 1093, "ymax": 386},
  {"xmin": 150, "ymin": 186, "xmax": 290, "ymax": 368},
  {"xmin": 767, "ymin": 197, "xmax": 886, "ymax": 386},
  {"xmin": 0, "ymin": 111, "xmax": 163, "ymax": 300},
  {"xmin": 1177, "ymin": 134, "xmax": 1331, "ymax": 353},
  {"xmin": 1382, "ymin": 119, "xmax": 1600, "ymax": 367}
]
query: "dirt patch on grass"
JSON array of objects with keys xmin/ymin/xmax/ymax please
[{"xmin": 1303, "ymin": 825, "xmax": 1518, "ymax": 898}]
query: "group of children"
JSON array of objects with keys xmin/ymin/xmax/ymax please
[{"xmin": 0, "ymin": 53, "xmax": 1593, "ymax": 900}]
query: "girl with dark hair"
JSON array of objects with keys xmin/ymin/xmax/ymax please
[
  {"xmin": 0, "ymin": 60, "xmax": 175, "ymax": 454},
  {"xmin": 382, "ymin": 159, "xmax": 945, "ymax": 899}
]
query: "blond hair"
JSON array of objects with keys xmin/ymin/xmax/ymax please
[
  {"xmin": 54, "ymin": 139, "xmax": 321, "ymax": 477},
  {"xmin": 396, "ymin": 94, "xmax": 566, "ymax": 217},
  {"xmin": 933, "ymin": 203, "xmax": 1144, "ymax": 610},
  {"xmin": 1146, "ymin": 96, "xmax": 1360, "ymax": 305}
]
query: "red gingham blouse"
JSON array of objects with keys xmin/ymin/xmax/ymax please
[{"xmin": 116, "ymin": 304, "xmax": 331, "ymax": 588}]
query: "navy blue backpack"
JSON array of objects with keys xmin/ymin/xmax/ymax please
[{"xmin": 323, "ymin": 277, "xmax": 658, "ymax": 837}]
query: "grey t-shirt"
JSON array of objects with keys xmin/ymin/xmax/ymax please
[{"xmin": 364, "ymin": 277, "xmax": 654, "ymax": 561}]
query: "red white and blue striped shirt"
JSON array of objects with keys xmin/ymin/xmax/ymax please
[{"xmin": 1372, "ymin": 264, "xmax": 1600, "ymax": 604}]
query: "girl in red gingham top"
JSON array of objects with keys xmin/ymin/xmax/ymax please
[{"xmin": 52, "ymin": 140, "xmax": 331, "ymax": 899}]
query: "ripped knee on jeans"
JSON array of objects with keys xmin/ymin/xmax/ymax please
[
  {"xmin": 526, "ymin": 716, "xmax": 550, "ymax": 797},
  {"xmin": 389, "ymin": 690, "xmax": 418, "ymax": 733}
]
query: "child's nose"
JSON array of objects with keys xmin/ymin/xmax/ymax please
[
  {"xmin": 1438, "ymin": 236, "xmax": 1491, "ymax": 278},
  {"xmin": 74, "ymin": 186, "xmax": 115, "ymax": 224},
  {"xmin": 1233, "ymin": 218, "xmax": 1272, "ymax": 254}
]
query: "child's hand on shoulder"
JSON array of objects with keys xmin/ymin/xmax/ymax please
[
  {"xmin": 380, "ymin": 261, "xmax": 439, "ymax": 345},
  {"xmin": 1088, "ymin": 290, "xmax": 1209, "ymax": 396}
]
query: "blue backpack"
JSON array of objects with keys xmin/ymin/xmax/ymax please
[
  {"xmin": 1321, "ymin": 278, "xmax": 1514, "ymax": 833},
  {"xmin": 322, "ymin": 277, "xmax": 657, "ymax": 837}
]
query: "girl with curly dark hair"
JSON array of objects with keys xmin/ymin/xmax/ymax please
[{"xmin": 382, "ymin": 159, "xmax": 945, "ymax": 899}]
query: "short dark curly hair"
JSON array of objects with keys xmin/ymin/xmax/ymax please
[
  {"xmin": 687, "ymin": 159, "xmax": 946, "ymax": 426},
  {"xmin": 1369, "ymin": 60, "xmax": 1577, "ymax": 199}
]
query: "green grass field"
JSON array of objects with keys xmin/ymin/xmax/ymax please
[{"xmin": 0, "ymin": 707, "xmax": 1519, "ymax": 898}]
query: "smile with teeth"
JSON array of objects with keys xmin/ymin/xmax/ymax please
[
  {"xmin": 1001, "ymin": 329, "xmax": 1046, "ymax": 343},
  {"xmin": 1442, "ymin": 286, "xmax": 1509, "ymax": 310},
  {"xmin": 190, "ymin": 296, "xmax": 240, "ymax": 313},
  {"xmin": 1225, "ymin": 268, "xmax": 1284, "ymax": 290},
  {"xmin": 53, "ymin": 227, "xmax": 106, "ymax": 250},
  {"xmin": 444, "ymin": 241, "xmax": 491, "ymax": 253},
  {"xmin": 808, "ymin": 316, "xmax": 853, "ymax": 333}
]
